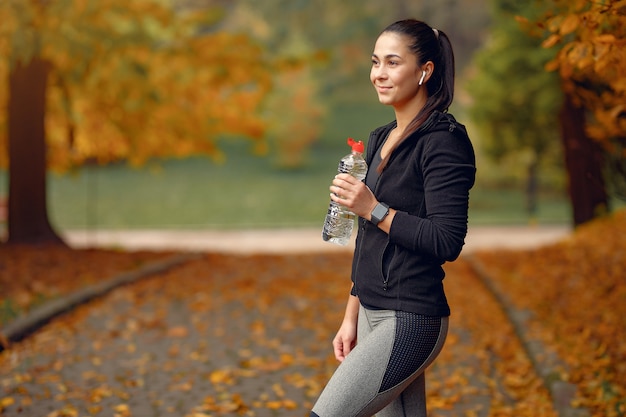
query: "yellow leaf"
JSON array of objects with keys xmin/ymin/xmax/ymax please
[
  {"xmin": 113, "ymin": 403, "xmax": 131, "ymax": 417},
  {"xmin": 282, "ymin": 399, "xmax": 298, "ymax": 409},
  {"xmin": 48, "ymin": 405, "xmax": 79, "ymax": 417},
  {"xmin": 272, "ymin": 383, "xmax": 286, "ymax": 397},
  {"xmin": 0, "ymin": 397, "xmax": 15, "ymax": 410},
  {"xmin": 548, "ymin": 15, "xmax": 563, "ymax": 33},
  {"xmin": 576, "ymin": 56, "xmax": 595, "ymax": 70},
  {"xmin": 542, "ymin": 34, "xmax": 561, "ymax": 48},
  {"xmin": 266, "ymin": 401, "xmax": 282, "ymax": 409},
  {"xmin": 167, "ymin": 326, "xmax": 189, "ymax": 338},
  {"xmin": 560, "ymin": 14, "xmax": 580, "ymax": 35},
  {"xmin": 209, "ymin": 369, "xmax": 234, "ymax": 385},
  {"xmin": 543, "ymin": 58, "xmax": 558, "ymax": 72},
  {"xmin": 514, "ymin": 15, "xmax": 529, "ymax": 25},
  {"xmin": 595, "ymin": 34, "xmax": 616, "ymax": 43}
]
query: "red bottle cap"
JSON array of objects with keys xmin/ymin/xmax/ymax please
[{"xmin": 347, "ymin": 137, "xmax": 364, "ymax": 153}]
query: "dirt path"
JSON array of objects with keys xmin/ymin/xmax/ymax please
[
  {"xmin": 1, "ymin": 225, "xmax": 573, "ymax": 416},
  {"xmin": 1, "ymin": 251, "xmax": 561, "ymax": 417},
  {"xmin": 63, "ymin": 225, "xmax": 571, "ymax": 254}
]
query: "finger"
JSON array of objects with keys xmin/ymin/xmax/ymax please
[
  {"xmin": 330, "ymin": 187, "xmax": 342, "ymax": 200},
  {"xmin": 341, "ymin": 340, "xmax": 353, "ymax": 359},
  {"xmin": 335, "ymin": 173, "xmax": 353, "ymax": 181},
  {"xmin": 333, "ymin": 339, "xmax": 345, "ymax": 362},
  {"xmin": 334, "ymin": 174, "xmax": 355, "ymax": 187},
  {"xmin": 332, "ymin": 177, "xmax": 347, "ymax": 189}
]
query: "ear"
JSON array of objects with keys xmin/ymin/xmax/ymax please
[{"xmin": 419, "ymin": 61, "xmax": 435, "ymax": 85}]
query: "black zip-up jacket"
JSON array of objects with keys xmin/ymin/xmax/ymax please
[{"xmin": 350, "ymin": 111, "xmax": 476, "ymax": 316}]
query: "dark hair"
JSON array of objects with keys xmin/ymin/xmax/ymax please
[{"xmin": 377, "ymin": 19, "xmax": 455, "ymax": 172}]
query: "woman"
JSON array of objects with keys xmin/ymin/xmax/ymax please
[{"xmin": 310, "ymin": 19, "xmax": 476, "ymax": 417}]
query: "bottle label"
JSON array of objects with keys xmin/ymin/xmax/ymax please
[
  {"xmin": 338, "ymin": 160, "xmax": 354, "ymax": 174},
  {"xmin": 326, "ymin": 200, "xmax": 342, "ymax": 217}
]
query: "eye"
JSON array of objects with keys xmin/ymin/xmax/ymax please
[
  {"xmin": 388, "ymin": 60, "xmax": 398, "ymax": 66},
  {"xmin": 371, "ymin": 58, "xmax": 380, "ymax": 66}
]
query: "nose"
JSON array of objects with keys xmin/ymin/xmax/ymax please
[{"xmin": 371, "ymin": 65, "xmax": 387, "ymax": 81}]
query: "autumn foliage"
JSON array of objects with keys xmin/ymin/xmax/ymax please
[
  {"xmin": 0, "ymin": 1, "xmax": 291, "ymax": 170},
  {"xmin": 536, "ymin": 0, "xmax": 626, "ymax": 148},
  {"xmin": 518, "ymin": 0, "xmax": 626, "ymax": 194},
  {"xmin": 475, "ymin": 209, "xmax": 626, "ymax": 417}
]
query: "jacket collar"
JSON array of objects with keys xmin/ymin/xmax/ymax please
[{"xmin": 366, "ymin": 111, "xmax": 455, "ymax": 164}]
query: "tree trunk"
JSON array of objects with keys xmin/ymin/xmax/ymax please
[
  {"xmin": 558, "ymin": 92, "xmax": 608, "ymax": 227},
  {"xmin": 7, "ymin": 57, "xmax": 65, "ymax": 245}
]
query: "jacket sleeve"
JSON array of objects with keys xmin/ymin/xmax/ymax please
[{"xmin": 388, "ymin": 130, "xmax": 476, "ymax": 261}]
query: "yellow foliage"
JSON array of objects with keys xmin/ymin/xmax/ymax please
[
  {"xmin": 0, "ymin": 0, "xmax": 286, "ymax": 172},
  {"xmin": 534, "ymin": 0, "xmax": 626, "ymax": 149}
]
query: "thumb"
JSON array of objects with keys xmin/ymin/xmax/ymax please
[{"xmin": 342, "ymin": 339, "xmax": 353, "ymax": 358}]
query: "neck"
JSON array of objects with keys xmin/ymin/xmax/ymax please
[{"xmin": 393, "ymin": 93, "xmax": 427, "ymax": 134}]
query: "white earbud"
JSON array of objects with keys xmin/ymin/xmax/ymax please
[{"xmin": 419, "ymin": 71, "xmax": 427, "ymax": 86}]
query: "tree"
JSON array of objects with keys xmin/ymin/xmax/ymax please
[
  {"xmin": 0, "ymin": 0, "xmax": 277, "ymax": 244},
  {"xmin": 522, "ymin": 0, "xmax": 626, "ymax": 225},
  {"xmin": 467, "ymin": 0, "xmax": 563, "ymax": 220},
  {"xmin": 7, "ymin": 57, "xmax": 62, "ymax": 244}
]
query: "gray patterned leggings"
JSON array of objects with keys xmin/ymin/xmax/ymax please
[{"xmin": 310, "ymin": 305, "xmax": 448, "ymax": 417}]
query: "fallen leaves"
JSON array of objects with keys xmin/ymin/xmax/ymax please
[
  {"xmin": 474, "ymin": 209, "xmax": 626, "ymax": 417},
  {"xmin": 0, "ymin": 252, "xmax": 352, "ymax": 416},
  {"xmin": 1, "ymin": 211, "xmax": 624, "ymax": 416},
  {"xmin": 0, "ymin": 245, "xmax": 172, "ymax": 325},
  {"xmin": 431, "ymin": 260, "xmax": 557, "ymax": 417}
]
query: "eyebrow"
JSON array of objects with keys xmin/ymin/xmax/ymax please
[{"xmin": 371, "ymin": 53, "xmax": 403, "ymax": 60}]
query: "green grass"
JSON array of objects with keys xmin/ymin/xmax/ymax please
[
  {"xmin": 0, "ymin": 101, "xmax": 574, "ymax": 231},
  {"xmin": 0, "ymin": 149, "xmax": 572, "ymax": 231},
  {"xmin": 45, "ymin": 144, "xmax": 344, "ymax": 230}
]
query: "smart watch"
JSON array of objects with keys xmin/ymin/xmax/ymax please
[{"xmin": 370, "ymin": 202, "xmax": 389, "ymax": 226}]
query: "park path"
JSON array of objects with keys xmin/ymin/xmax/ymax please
[
  {"xmin": 63, "ymin": 224, "xmax": 570, "ymax": 254},
  {"xmin": 1, "ymin": 225, "xmax": 573, "ymax": 417}
]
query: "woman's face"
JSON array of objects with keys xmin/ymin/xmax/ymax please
[{"xmin": 370, "ymin": 32, "xmax": 423, "ymax": 109}]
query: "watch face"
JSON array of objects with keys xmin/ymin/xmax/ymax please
[{"xmin": 372, "ymin": 203, "xmax": 389, "ymax": 223}]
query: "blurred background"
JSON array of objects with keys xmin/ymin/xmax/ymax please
[{"xmin": 0, "ymin": 0, "xmax": 624, "ymax": 244}]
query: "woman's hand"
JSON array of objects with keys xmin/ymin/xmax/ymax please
[
  {"xmin": 333, "ymin": 294, "xmax": 360, "ymax": 362},
  {"xmin": 330, "ymin": 173, "xmax": 377, "ymax": 219},
  {"xmin": 333, "ymin": 318, "xmax": 357, "ymax": 362}
]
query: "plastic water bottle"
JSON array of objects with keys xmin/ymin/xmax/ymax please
[{"xmin": 322, "ymin": 137, "xmax": 368, "ymax": 245}]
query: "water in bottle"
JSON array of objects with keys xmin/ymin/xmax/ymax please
[{"xmin": 322, "ymin": 138, "xmax": 368, "ymax": 245}]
